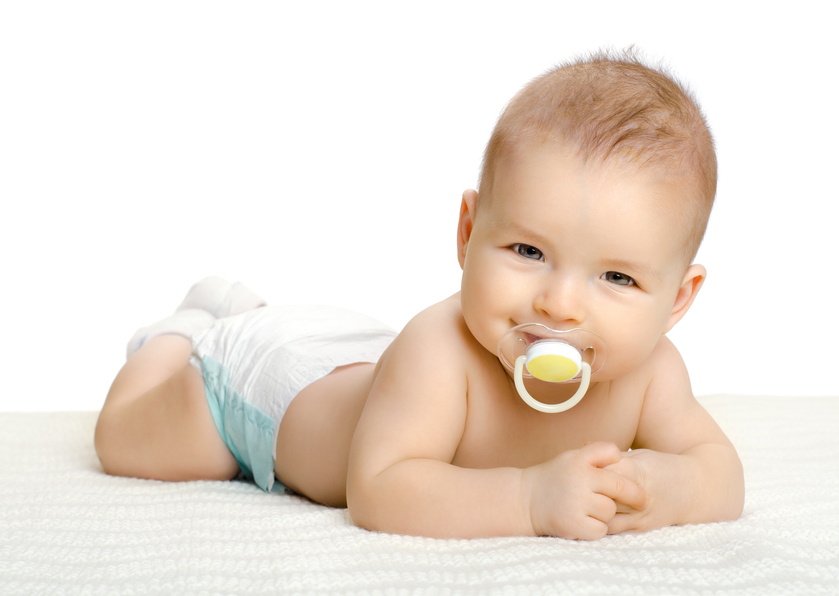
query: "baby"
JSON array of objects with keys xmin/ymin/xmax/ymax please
[{"xmin": 95, "ymin": 50, "xmax": 744, "ymax": 540}]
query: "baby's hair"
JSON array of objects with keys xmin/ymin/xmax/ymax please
[{"xmin": 479, "ymin": 47, "xmax": 717, "ymax": 265}]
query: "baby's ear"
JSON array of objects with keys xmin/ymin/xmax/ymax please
[
  {"xmin": 662, "ymin": 264, "xmax": 706, "ymax": 334},
  {"xmin": 457, "ymin": 189, "xmax": 478, "ymax": 269}
]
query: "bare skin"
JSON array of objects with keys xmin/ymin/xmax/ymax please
[
  {"xmin": 95, "ymin": 334, "xmax": 240, "ymax": 482},
  {"xmin": 345, "ymin": 294, "xmax": 742, "ymax": 539},
  {"xmin": 274, "ymin": 361, "xmax": 377, "ymax": 507},
  {"xmin": 345, "ymin": 143, "xmax": 744, "ymax": 540}
]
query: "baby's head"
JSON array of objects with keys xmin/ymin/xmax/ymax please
[
  {"xmin": 458, "ymin": 50, "xmax": 717, "ymax": 384},
  {"xmin": 478, "ymin": 48, "xmax": 716, "ymax": 266}
]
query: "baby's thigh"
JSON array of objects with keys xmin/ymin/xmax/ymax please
[
  {"xmin": 97, "ymin": 362, "xmax": 239, "ymax": 482},
  {"xmin": 274, "ymin": 362, "xmax": 376, "ymax": 508}
]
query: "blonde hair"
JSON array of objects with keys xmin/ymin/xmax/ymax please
[{"xmin": 479, "ymin": 48, "xmax": 717, "ymax": 264}]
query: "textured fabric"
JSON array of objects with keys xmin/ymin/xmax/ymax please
[{"xmin": 1, "ymin": 395, "xmax": 838, "ymax": 595}]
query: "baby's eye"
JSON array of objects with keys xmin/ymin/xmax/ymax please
[
  {"xmin": 513, "ymin": 243, "xmax": 544, "ymax": 261},
  {"xmin": 601, "ymin": 271, "xmax": 635, "ymax": 286}
]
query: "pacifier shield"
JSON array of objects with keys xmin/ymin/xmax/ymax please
[
  {"xmin": 497, "ymin": 323, "xmax": 608, "ymax": 382},
  {"xmin": 500, "ymin": 324, "xmax": 607, "ymax": 413}
]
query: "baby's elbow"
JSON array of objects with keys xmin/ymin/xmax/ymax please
[
  {"xmin": 93, "ymin": 410, "xmax": 121, "ymax": 476},
  {"xmin": 346, "ymin": 475, "xmax": 379, "ymax": 532},
  {"xmin": 729, "ymin": 462, "xmax": 746, "ymax": 521},
  {"xmin": 346, "ymin": 466, "xmax": 398, "ymax": 533},
  {"xmin": 346, "ymin": 499, "xmax": 371, "ymax": 532},
  {"xmin": 718, "ymin": 452, "xmax": 745, "ymax": 522},
  {"xmin": 717, "ymin": 487, "xmax": 744, "ymax": 523},
  {"xmin": 690, "ymin": 443, "xmax": 744, "ymax": 524}
]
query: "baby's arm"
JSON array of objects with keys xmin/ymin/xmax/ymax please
[
  {"xmin": 605, "ymin": 338, "xmax": 744, "ymax": 534},
  {"xmin": 346, "ymin": 310, "xmax": 647, "ymax": 539}
]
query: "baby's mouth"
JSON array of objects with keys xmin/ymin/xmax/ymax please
[{"xmin": 523, "ymin": 331, "xmax": 544, "ymax": 344}]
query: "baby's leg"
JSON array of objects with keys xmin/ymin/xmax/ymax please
[{"xmin": 95, "ymin": 334, "xmax": 239, "ymax": 482}]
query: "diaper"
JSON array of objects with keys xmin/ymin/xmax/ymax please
[{"xmin": 188, "ymin": 305, "xmax": 397, "ymax": 493}]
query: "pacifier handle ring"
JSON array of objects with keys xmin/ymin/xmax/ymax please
[{"xmin": 513, "ymin": 355, "xmax": 591, "ymax": 413}]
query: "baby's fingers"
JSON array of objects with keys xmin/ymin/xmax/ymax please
[
  {"xmin": 596, "ymin": 469, "xmax": 648, "ymax": 512},
  {"xmin": 606, "ymin": 511, "xmax": 637, "ymax": 535},
  {"xmin": 604, "ymin": 453, "xmax": 643, "ymax": 486},
  {"xmin": 588, "ymin": 493, "xmax": 619, "ymax": 524},
  {"xmin": 580, "ymin": 441, "xmax": 622, "ymax": 468},
  {"xmin": 615, "ymin": 502, "xmax": 634, "ymax": 514}
]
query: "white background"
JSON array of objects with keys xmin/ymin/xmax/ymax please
[{"xmin": 1, "ymin": 1, "xmax": 836, "ymax": 412}]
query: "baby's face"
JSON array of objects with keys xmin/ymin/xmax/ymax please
[{"xmin": 459, "ymin": 141, "xmax": 698, "ymax": 383}]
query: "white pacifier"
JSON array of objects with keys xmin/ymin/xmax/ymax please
[{"xmin": 497, "ymin": 324, "xmax": 608, "ymax": 413}]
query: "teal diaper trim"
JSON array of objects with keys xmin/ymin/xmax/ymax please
[{"xmin": 200, "ymin": 355, "xmax": 278, "ymax": 492}]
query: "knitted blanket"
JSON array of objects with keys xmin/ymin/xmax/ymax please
[{"xmin": 1, "ymin": 395, "xmax": 837, "ymax": 595}]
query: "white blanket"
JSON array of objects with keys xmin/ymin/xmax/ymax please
[{"xmin": 1, "ymin": 395, "xmax": 837, "ymax": 595}]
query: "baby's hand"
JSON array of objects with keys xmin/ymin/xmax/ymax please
[
  {"xmin": 523, "ymin": 441, "xmax": 649, "ymax": 540},
  {"xmin": 604, "ymin": 449, "xmax": 687, "ymax": 535}
]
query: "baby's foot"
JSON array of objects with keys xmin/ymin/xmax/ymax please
[
  {"xmin": 176, "ymin": 276, "xmax": 267, "ymax": 318},
  {"xmin": 126, "ymin": 309, "xmax": 214, "ymax": 359},
  {"xmin": 126, "ymin": 277, "xmax": 266, "ymax": 359}
]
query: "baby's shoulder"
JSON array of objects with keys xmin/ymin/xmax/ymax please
[
  {"xmin": 646, "ymin": 335, "xmax": 690, "ymax": 379},
  {"xmin": 607, "ymin": 335, "xmax": 690, "ymax": 400},
  {"xmin": 372, "ymin": 294, "xmax": 475, "ymax": 405},
  {"xmin": 397, "ymin": 293, "xmax": 467, "ymax": 337},
  {"xmin": 392, "ymin": 294, "xmax": 474, "ymax": 356},
  {"xmin": 384, "ymin": 293, "xmax": 494, "ymax": 377},
  {"xmin": 618, "ymin": 335, "xmax": 693, "ymax": 402}
]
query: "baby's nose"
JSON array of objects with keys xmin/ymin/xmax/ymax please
[{"xmin": 534, "ymin": 276, "xmax": 586, "ymax": 325}]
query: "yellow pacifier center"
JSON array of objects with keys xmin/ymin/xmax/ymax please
[
  {"xmin": 527, "ymin": 354, "xmax": 578, "ymax": 382},
  {"xmin": 525, "ymin": 341, "xmax": 582, "ymax": 382}
]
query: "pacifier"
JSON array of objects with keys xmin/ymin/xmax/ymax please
[{"xmin": 497, "ymin": 324, "xmax": 608, "ymax": 413}]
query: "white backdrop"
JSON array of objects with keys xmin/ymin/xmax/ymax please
[{"xmin": 2, "ymin": 1, "xmax": 836, "ymax": 412}]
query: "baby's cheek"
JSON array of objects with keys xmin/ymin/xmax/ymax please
[{"xmin": 604, "ymin": 334, "xmax": 659, "ymax": 377}]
